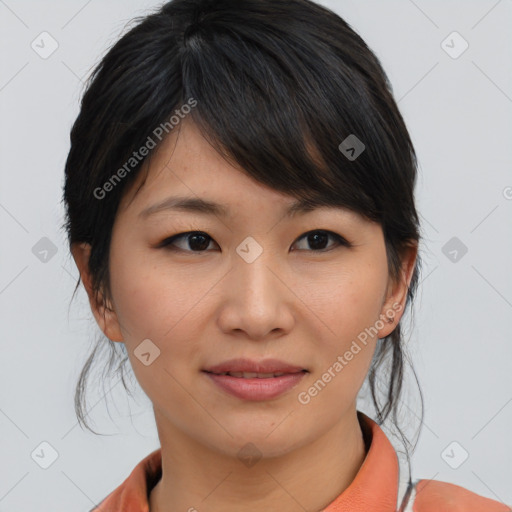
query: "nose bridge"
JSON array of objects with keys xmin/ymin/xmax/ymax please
[{"xmin": 234, "ymin": 235, "xmax": 282, "ymax": 305}]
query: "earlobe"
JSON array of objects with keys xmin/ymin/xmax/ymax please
[{"xmin": 70, "ymin": 242, "xmax": 125, "ymax": 343}]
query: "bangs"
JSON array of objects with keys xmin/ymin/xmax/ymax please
[{"xmin": 177, "ymin": 14, "xmax": 384, "ymax": 221}]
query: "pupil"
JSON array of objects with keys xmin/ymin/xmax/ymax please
[
  {"xmin": 309, "ymin": 231, "xmax": 328, "ymax": 250},
  {"xmin": 189, "ymin": 233, "xmax": 209, "ymax": 251}
]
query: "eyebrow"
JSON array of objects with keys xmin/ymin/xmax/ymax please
[{"xmin": 138, "ymin": 196, "xmax": 333, "ymax": 220}]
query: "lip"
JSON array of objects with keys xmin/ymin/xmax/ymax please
[
  {"xmin": 202, "ymin": 358, "xmax": 308, "ymax": 401},
  {"xmin": 203, "ymin": 358, "xmax": 307, "ymax": 374},
  {"xmin": 204, "ymin": 372, "xmax": 307, "ymax": 401}
]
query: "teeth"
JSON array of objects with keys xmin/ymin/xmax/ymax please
[{"xmin": 219, "ymin": 371, "xmax": 287, "ymax": 378}]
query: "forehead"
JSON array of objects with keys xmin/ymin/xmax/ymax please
[{"xmin": 117, "ymin": 120, "xmax": 363, "ymax": 225}]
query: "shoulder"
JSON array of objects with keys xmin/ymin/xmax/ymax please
[{"xmin": 411, "ymin": 479, "xmax": 511, "ymax": 512}]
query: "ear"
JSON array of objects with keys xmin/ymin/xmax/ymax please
[
  {"xmin": 377, "ymin": 242, "xmax": 418, "ymax": 339},
  {"xmin": 70, "ymin": 242, "xmax": 124, "ymax": 342}
]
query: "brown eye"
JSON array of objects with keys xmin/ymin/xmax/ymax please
[
  {"xmin": 159, "ymin": 231, "xmax": 216, "ymax": 252},
  {"xmin": 292, "ymin": 230, "xmax": 351, "ymax": 252}
]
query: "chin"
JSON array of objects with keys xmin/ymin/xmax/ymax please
[{"xmin": 212, "ymin": 417, "xmax": 310, "ymax": 457}]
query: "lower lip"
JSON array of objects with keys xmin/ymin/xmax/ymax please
[{"xmin": 203, "ymin": 371, "xmax": 307, "ymax": 401}]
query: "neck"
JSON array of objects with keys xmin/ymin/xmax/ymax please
[{"xmin": 149, "ymin": 410, "xmax": 367, "ymax": 512}]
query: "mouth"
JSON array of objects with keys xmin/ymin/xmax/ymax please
[{"xmin": 202, "ymin": 358, "xmax": 309, "ymax": 401}]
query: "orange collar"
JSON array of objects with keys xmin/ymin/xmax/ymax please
[
  {"xmin": 322, "ymin": 411, "xmax": 399, "ymax": 511},
  {"xmin": 93, "ymin": 411, "xmax": 399, "ymax": 512}
]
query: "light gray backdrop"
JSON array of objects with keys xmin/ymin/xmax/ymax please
[{"xmin": 0, "ymin": 0, "xmax": 511, "ymax": 510}]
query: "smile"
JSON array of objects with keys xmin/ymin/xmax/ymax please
[{"xmin": 203, "ymin": 370, "xmax": 308, "ymax": 401}]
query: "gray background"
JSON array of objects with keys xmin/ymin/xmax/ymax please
[{"xmin": 0, "ymin": 0, "xmax": 511, "ymax": 510}]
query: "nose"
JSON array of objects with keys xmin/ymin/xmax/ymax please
[{"xmin": 216, "ymin": 245, "xmax": 295, "ymax": 341}]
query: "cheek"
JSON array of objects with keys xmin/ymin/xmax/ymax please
[
  {"xmin": 108, "ymin": 241, "xmax": 175, "ymax": 342},
  {"xmin": 112, "ymin": 267, "xmax": 201, "ymax": 344},
  {"xmin": 299, "ymin": 260, "xmax": 388, "ymax": 346},
  {"xmin": 294, "ymin": 258, "xmax": 388, "ymax": 400},
  {"xmin": 108, "ymin": 252, "xmax": 208, "ymax": 407},
  {"xmin": 108, "ymin": 244, "xmax": 218, "ymax": 375}
]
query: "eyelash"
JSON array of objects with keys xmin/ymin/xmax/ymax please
[{"xmin": 156, "ymin": 229, "xmax": 353, "ymax": 253}]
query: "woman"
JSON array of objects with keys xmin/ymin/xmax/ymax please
[{"xmin": 62, "ymin": 0, "xmax": 511, "ymax": 510}]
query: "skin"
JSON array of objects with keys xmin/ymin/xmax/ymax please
[{"xmin": 72, "ymin": 119, "xmax": 417, "ymax": 512}]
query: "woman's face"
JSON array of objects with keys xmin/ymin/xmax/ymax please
[{"xmin": 77, "ymin": 119, "xmax": 415, "ymax": 458}]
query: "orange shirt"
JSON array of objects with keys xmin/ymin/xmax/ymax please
[{"xmin": 90, "ymin": 412, "xmax": 511, "ymax": 511}]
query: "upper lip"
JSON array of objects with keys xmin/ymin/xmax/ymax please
[{"xmin": 203, "ymin": 358, "xmax": 307, "ymax": 374}]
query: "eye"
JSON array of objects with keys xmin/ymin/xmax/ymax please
[
  {"xmin": 158, "ymin": 231, "xmax": 217, "ymax": 252},
  {"xmin": 158, "ymin": 229, "xmax": 351, "ymax": 253},
  {"xmin": 292, "ymin": 230, "xmax": 352, "ymax": 252}
]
